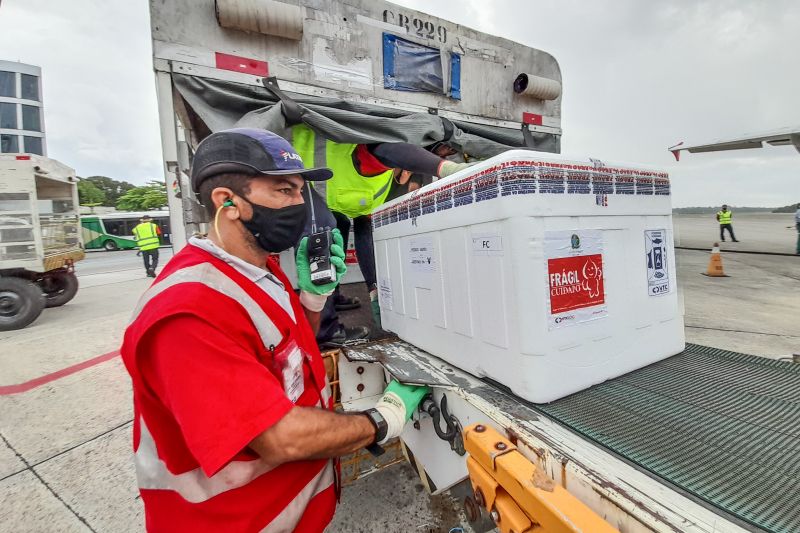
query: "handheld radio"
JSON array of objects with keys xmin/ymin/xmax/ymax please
[{"xmin": 305, "ymin": 187, "xmax": 337, "ymax": 285}]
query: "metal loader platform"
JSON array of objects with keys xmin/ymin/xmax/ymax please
[{"xmin": 346, "ymin": 339, "xmax": 800, "ymax": 532}]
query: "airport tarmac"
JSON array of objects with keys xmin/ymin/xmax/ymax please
[
  {"xmin": 674, "ymin": 212, "xmax": 798, "ymax": 255},
  {"xmin": 1, "ymin": 228, "xmax": 797, "ymax": 532}
]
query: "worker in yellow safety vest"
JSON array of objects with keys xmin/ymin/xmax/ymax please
[
  {"xmin": 291, "ymin": 124, "xmax": 470, "ymax": 329},
  {"xmin": 292, "ymin": 125, "xmax": 394, "ymax": 219},
  {"xmin": 716, "ymin": 204, "xmax": 739, "ymax": 242},
  {"xmin": 132, "ymin": 215, "xmax": 162, "ymax": 277}
]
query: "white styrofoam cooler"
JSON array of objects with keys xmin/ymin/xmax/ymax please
[{"xmin": 372, "ymin": 150, "xmax": 684, "ymax": 403}]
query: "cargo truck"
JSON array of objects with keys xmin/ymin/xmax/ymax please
[
  {"xmin": 148, "ymin": 2, "xmax": 799, "ymax": 532},
  {"xmin": 0, "ymin": 154, "xmax": 83, "ymax": 330}
]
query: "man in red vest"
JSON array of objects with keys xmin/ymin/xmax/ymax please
[{"xmin": 121, "ymin": 128, "xmax": 428, "ymax": 532}]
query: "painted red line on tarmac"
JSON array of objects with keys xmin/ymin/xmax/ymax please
[{"xmin": 0, "ymin": 350, "xmax": 120, "ymax": 396}]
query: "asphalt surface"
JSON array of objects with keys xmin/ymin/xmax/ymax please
[
  {"xmin": 674, "ymin": 212, "xmax": 798, "ymax": 255},
  {"xmin": 1, "ymin": 229, "xmax": 797, "ymax": 532},
  {"xmin": 77, "ymin": 247, "xmax": 174, "ymax": 277}
]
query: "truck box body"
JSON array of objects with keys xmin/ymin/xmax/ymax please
[
  {"xmin": 146, "ymin": 3, "xmax": 799, "ymax": 532},
  {"xmin": 0, "ymin": 154, "xmax": 83, "ymax": 273},
  {"xmin": 372, "ymin": 150, "xmax": 684, "ymax": 403},
  {"xmin": 148, "ymin": 0, "xmax": 563, "ymax": 249}
]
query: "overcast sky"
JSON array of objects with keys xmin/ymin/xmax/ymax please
[{"xmin": 0, "ymin": 0, "xmax": 797, "ymax": 207}]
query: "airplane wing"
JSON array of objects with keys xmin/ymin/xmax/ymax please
[{"xmin": 669, "ymin": 127, "xmax": 800, "ymax": 161}]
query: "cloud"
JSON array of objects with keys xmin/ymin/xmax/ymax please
[
  {"xmin": 396, "ymin": 0, "xmax": 800, "ymax": 206},
  {"xmin": 0, "ymin": 0, "xmax": 161, "ymax": 185},
  {"xmin": 1, "ymin": 0, "xmax": 797, "ymax": 206}
]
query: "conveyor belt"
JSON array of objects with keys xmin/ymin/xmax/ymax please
[{"xmin": 536, "ymin": 343, "xmax": 800, "ymax": 533}]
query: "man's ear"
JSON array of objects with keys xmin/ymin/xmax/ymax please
[{"xmin": 211, "ymin": 187, "xmax": 241, "ymax": 219}]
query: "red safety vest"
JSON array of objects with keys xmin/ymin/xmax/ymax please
[{"xmin": 121, "ymin": 243, "xmax": 336, "ymax": 532}]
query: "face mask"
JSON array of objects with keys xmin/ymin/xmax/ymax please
[{"xmin": 239, "ymin": 197, "xmax": 307, "ymax": 253}]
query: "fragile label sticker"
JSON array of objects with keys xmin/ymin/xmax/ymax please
[
  {"xmin": 548, "ymin": 254, "xmax": 605, "ymax": 313},
  {"xmin": 544, "ymin": 230, "xmax": 608, "ymax": 329},
  {"xmin": 644, "ymin": 229, "xmax": 671, "ymax": 296},
  {"xmin": 472, "ymin": 233, "xmax": 503, "ymax": 256}
]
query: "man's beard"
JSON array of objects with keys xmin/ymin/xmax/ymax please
[{"xmin": 241, "ymin": 223, "xmax": 268, "ymax": 256}]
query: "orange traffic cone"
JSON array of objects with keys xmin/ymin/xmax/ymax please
[{"xmin": 702, "ymin": 243, "xmax": 729, "ymax": 277}]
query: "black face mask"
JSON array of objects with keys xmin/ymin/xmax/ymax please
[{"xmin": 239, "ymin": 197, "xmax": 307, "ymax": 253}]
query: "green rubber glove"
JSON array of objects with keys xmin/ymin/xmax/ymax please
[
  {"xmin": 374, "ymin": 380, "xmax": 431, "ymax": 444},
  {"xmin": 384, "ymin": 380, "xmax": 430, "ymax": 420},
  {"xmin": 295, "ymin": 228, "xmax": 347, "ymax": 295}
]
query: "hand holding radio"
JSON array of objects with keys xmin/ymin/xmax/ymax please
[{"xmin": 296, "ymin": 228, "xmax": 347, "ymax": 297}]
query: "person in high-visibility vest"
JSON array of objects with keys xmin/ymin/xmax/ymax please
[
  {"xmin": 716, "ymin": 204, "xmax": 739, "ymax": 242},
  {"xmin": 292, "ymin": 125, "xmax": 471, "ymax": 327},
  {"xmin": 132, "ymin": 215, "xmax": 162, "ymax": 277}
]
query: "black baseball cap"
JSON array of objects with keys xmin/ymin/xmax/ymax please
[{"xmin": 190, "ymin": 128, "xmax": 332, "ymax": 193}]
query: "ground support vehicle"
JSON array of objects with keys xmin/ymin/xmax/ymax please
[
  {"xmin": 338, "ymin": 339, "xmax": 798, "ymax": 532},
  {"xmin": 148, "ymin": 2, "xmax": 798, "ymax": 531},
  {"xmin": 0, "ymin": 154, "xmax": 83, "ymax": 330}
]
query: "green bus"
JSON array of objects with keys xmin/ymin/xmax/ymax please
[{"xmin": 80, "ymin": 211, "xmax": 171, "ymax": 251}]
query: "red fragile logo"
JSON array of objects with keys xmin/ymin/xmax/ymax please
[
  {"xmin": 547, "ymin": 254, "xmax": 605, "ymax": 314},
  {"xmin": 345, "ymin": 249, "xmax": 358, "ymax": 265}
]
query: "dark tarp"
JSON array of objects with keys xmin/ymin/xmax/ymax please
[{"xmin": 172, "ymin": 74, "xmax": 560, "ymax": 159}]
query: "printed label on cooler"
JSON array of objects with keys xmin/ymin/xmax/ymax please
[
  {"xmin": 378, "ymin": 277, "xmax": 393, "ymax": 311},
  {"xmin": 544, "ymin": 230, "xmax": 608, "ymax": 329},
  {"xmin": 471, "ymin": 233, "xmax": 503, "ymax": 256},
  {"xmin": 644, "ymin": 229, "xmax": 671, "ymax": 296},
  {"xmin": 408, "ymin": 236, "xmax": 437, "ymax": 273}
]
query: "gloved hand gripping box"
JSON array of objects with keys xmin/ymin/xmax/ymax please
[{"xmin": 371, "ymin": 150, "xmax": 684, "ymax": 403}]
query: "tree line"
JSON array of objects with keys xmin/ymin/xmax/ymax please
[{"xmin": 78, "ymin": 176, "xmax": 167, "ymax": 211}]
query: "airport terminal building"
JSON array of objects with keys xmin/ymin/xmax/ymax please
[{"xmin": 0, "ymin": 60, "xmax": 45, "ymax": 156}]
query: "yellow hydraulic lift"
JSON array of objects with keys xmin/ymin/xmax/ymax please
[{"xmin": 463, "ymin": 424, "xmax": 618, "ymax": 533}]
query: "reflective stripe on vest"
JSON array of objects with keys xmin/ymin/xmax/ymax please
[
  {"xmin": 291, "ymin": 125, "xmax": 393, "ymax": 218},
  {"xmin": 135, "ymin": 402, "xmax": 328, "ymax": 504},
  {"xmin": 136, "ymin": 415, "xmax": 271, "ymax": 503},
  {"xmin": 718, "ymin": 210, "xmax": 732, "ymax": 224},
  {"xmin": 133, "ymin": 222, "xmax": 160, "ymax": 250},
  {"xmin": 260, "ymin": 462, "xmax": 335, "ymax": 532},
  {"xmin": 130, "ymin": 262, "xmax": 284, "ymax": 348},
  {"xmin": 131, "ymin": 261, "xmax": 332, "ymax": 408}
]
